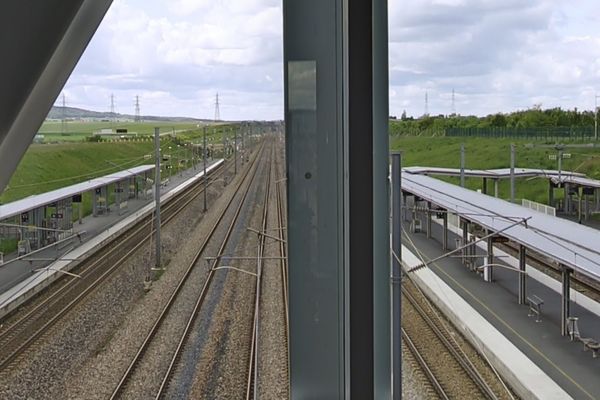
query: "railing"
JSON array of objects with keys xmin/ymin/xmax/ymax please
[{"xmin": 522, "ymin": 199, "xmax": 556, "ymax": 216}]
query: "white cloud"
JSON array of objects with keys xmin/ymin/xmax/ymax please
[{"xmin": 62, "ymin": 0, "xmax": 599, "ymax": 120}]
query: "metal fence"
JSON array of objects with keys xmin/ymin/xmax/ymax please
[{"xmin": 446, "ymin": 126, "xmax": 596, "ymax": 140}]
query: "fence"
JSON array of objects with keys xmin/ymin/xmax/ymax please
[
  {"xmin": 521, "ymin": 199, "xmax": 556, "ymax": 216},
  {"xmin": 446, "ymin": 126, "xmax": 596, "ymax": 141}
]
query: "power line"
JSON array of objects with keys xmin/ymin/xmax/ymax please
[
  {"xmin": 110, "ymin": 93, "xmax": 116, "ymax": 126},
  {"xmin": 214, "ymin": 92, "xmax": 221, "ymax": 122},
  {"xmin": 135, "ymin": 95, "xmax": 141, "ymax": 123},
  {"xmin": 451, "ymin": 88, "xmax": 456, "ymax": 116}
]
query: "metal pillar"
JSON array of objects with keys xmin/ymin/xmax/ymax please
[
  {"xmin": 494, "ymin": 179, "xmax": 499, "ymax": 198},
  {"xmin": 426, "ymin": 201, "xmax": 432, "ymax": 239},
  {"xmin": 460, "ymin": 143, "xmax": 465, "ymax": 187},
  {"xmin": 234, "ymin": 131, "xmax": 237, "ymax": 175},
  {"xmin": 561, "ymin": 266, "xmax": 572, "ymax": 336},
  {"xmin": 482, "ymin": 177, "xmax": 487, "ymax": 194},
  {"xmin": 390, "ymin": 152, "xmax": 401, "ymax": 399},
  {"xmin": 374, "ymin": 0, "xmax": 392, "ymax": 396},
  {"xmin": 510, "ymin": 143, "xmax": 515, "ymax": 203},
  {"xmin": 461, "ymin": 219, "xmax": 468, "ymax": 264},
  {"xmin": 486, "ymin": 230, "xmax": 494, "ymax": 282},
  {"xmin": 153, "ymin": 127, "xmax": 161, "ymax": 268},
  {"xmin": 518, "ymin": 245, "xmax": 527, "ymax": 305},
  {"xmin": 548, "ymin": 181, "xmax": 554, "ymax": 207},
  {"xmin": 564, "ymin": 183, "xmax": 570, "ymax": 213},
  {"xmin": 203, "ymin": 127, "xmax": 208, "ymax": 212},
  {"xmin": 285, "ymin": 0, "xmax": 385, "ymax": 396},
  {"xmin": 442, "ymin": 212, "xmax": 448, "ymax": 250}
]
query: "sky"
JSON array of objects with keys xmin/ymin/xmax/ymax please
[{"xmin": 60, "ymin": 0, "xmax": 600, "ymax": 120}]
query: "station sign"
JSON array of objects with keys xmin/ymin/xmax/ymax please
[
  {"xmin": 51, "ymin": 213, "xmax": 64, "ymax": 219},
  {"xmin": 21, "ymin": 213, "xmax": 29, "ymax": 223},
  {"xmin": 114, "ymin": 188, "xmax": 124, "ymax": 193},
  {"xmin": 492, "ymin": 236, "xmax": 509, "ymax": 243}
]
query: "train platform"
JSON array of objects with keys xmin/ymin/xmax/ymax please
[
  {"xmin": 0, "ymin": 160, "xmax": 222, "ymax": 318},
  {"xmin": 403, "ymin": 219, "xmax": 600, "ymax": 399}
]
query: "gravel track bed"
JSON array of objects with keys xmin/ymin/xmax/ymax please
[
  {"xmin": 114, "ymin": 159, "xmax": 261, "ymax": 400},
  {"xmin": 403, "ymin": 278, "xmax": 517, "ymax": 400},
  {"xmin": 182, "ymin": 142, "xmax": 272, "ymax": 399},
  {"xmin": 62, "ymin": 157, "xmax": 256, "ymax": 400},
  {"xmin": 401, "ymin": 345, "xmax": 435, "ymax": 400},
  {"xmin": 0, "ymin": 158, "xmax": 242, "ymax": 399},
  {"xmin": 257, "ymin": 140, "xmax": 289, "ymax": 399}
]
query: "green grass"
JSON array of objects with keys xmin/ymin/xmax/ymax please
[
  {"xmin": 0, "ymin": 238, "xmax": 17, "ymax": 254},
  {"xmin": 392, "ymin": 136, "xmax": 600, "ymax": 204},
  {"xmin": 38, "ymin": 121, "xmax": 203, "ymax": 142}
]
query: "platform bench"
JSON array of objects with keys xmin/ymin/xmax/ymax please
[
  {"xmin": 581, "ymin": 338, "xmax": 600, "ymax": 358},
  {"xmin": 527, "ymin": 295, "xmax": 544, "ymax": 322}
]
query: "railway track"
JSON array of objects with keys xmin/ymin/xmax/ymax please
[
  {"xmin": 245, "ymin": 142, "xmax": 273, "ymax": 400},
  {"xmin": 0, "ymin": 160, "xmax": 229, "ymax": 373},
  {"xmin": 402, "ymin": 278, "xmax": 508, "ymax": 400},
  {"xmin": 110, "ymin": 140, "xmax": 266, "ymax": 399}
]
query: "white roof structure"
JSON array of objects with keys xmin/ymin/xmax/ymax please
[
  {"xmin": 402, "ymin": 172, "xmax": 600, "ymax": 281},
  {"xmin": 404, "ymin": 166, "xmax": 586, "ymax": 180},
  {"xmin": 550, "ymin": 175, "xmax": 600, "ymax": 189},
  {"xmin": 0, "ymin": 165, "xmax": 154, "ymax": 220}
]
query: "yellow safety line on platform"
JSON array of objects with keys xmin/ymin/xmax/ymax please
[{"xmin": 409, "ymin": 242, "xmax": 596, "ymax": 400}]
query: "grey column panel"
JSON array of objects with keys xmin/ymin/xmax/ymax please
[
  {"xmin": 390, "ymin": 152, "xmax": 401, "ymax": 399},
  {"xmin": 443, "ymin": 213, "xmax": 448, "ymax": 250},
  {"xmin": 487, "ymin": 231, "xmax": 494, "ymax": 282},
  {"xmin": 285, "ymin": 0, "xmax": 346, "ymax": 397},
  {"xmin": 461, "ymin": 220, "xmax": 468, "ymax": 264},
  {"xmin": 0, "ymin": 0, "xmax": 113, "ymax": 193},
  {"xmin": 426, "ymin": 201, "xmax": 432, "ymax": 239},
  {"xmin": 519, "ymin": 245, "xmax": 527, "ymax": 305},
  {"xmin": 561, "ymin": 267, "xmax": 572, "ymax": 336},
  {"xmin": 373, "ymin": 0, "xmax": 391, "ymax": 397},
  {"xmin": 482, "ymin": 177, "xmax": 487, "ymax": 195},
  {"xmin": 284, "ymin": 0, "xmax": 381, "ymax": 397}
]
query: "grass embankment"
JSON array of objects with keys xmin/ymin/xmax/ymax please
[{"xmin": 392, "ymin": 136, "xmax": 600, "ymax": 205}]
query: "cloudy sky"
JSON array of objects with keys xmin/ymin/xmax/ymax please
[{"xmin": 60, "ymin": 0, "xmax": 600, "ymax": 120}]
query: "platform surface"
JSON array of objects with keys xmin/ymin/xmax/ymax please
[
  {"xmin": 404, "ymin": 218, "xmax": 600, "ymax": 400},
  {"xmin": 0, "ymin": 161, "xmax": 219, "ymax": 297}
]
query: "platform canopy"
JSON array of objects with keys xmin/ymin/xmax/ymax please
[
  {"xmin": 402, "ymin": 172, "xmax": 600, "ymax": 281},
  {"xmin": 550, "ymin": 175, "xmax": 600, "ymax": 189},
  {"xmin": 404, "ymin": 166, "xmax": 586, "ymax": 180},
  {"xmin": 0, "ymin": 165, "xmax": 153, "ymax": 220}
]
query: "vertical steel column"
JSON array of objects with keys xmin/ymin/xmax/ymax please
[
  {"xmin": 460, "ymin": 143, "xmax": 465, "ymax": 187},
  {"xmin": 564, "ymin": 183, "xmax": 570, "ymax": 213},
  {"xmin": 510, "ymin": 143, "xmax": 515, "ymax": 203},
  {"xmin": 92, "ymin": 189, "xmax": 98, "ymax": 217},
  {"xmin": 482, "ymin": 177, "xmax": 487, "ymax": 194},
  {"xmin": 442, "ymin": 212, "xmax": 448, "ymax": 250},
  {"xmin": 486, "ymin": 230, "xmax": 494, "ymax": 282},
  {"xmin": 374, "ymin": 0, "xmax": 391, "ymax": 397},
  {"xmin": 494, "ymin": 179, "xmax": 499, "ymax": 198},
  {"xmin": 548, "ymin": 181, "xmax": 554, "ymax": 207},
  {"xmin": 285, "ymin": 0, "xmax": 383, "ymax": 396},
  {"xmin": 203, "ymin": 127, "xmax": 208, "ymax": 212},
  {"xmin": 461, "ymin": 219, "xmax": 468, "ymax": 264},
  {"xmin": 561, "ymin": 266, "xmax": 572, "ymax": 336},
  {"xmin": 390, "ymin": 152, "xmax": 401, "ymax": 399},
  {"xmin": 519, "ymin": 245, "xmax": 527, "ymax": 304},
  {"xmin": 426, "ymin": 201, "xmax": 432, "ymax": 239},
  {"xmin": 153, "ymin": 127, "xmax": 161, "ymax": 268}
]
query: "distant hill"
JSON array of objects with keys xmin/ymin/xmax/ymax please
[{"xmin": 47, "ymin": 106, "xmax": 209, "ymax": 123}]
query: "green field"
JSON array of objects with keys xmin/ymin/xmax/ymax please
[{"xmin": 392, "ymin": 136, "xmax": 600, "ymax": 205}]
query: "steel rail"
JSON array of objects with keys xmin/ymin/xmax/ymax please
[
  {"xmin": 109, "ymin": 140, "xmax": 265, "ymax": 399},
  {"xmin": 0, "ymin": 162, "xmax": 227, "ymax": 371}
]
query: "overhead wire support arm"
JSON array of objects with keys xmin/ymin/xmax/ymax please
[{"xmin": 401, "ymin": 216, "xmax": 531, "ymax": 273}]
